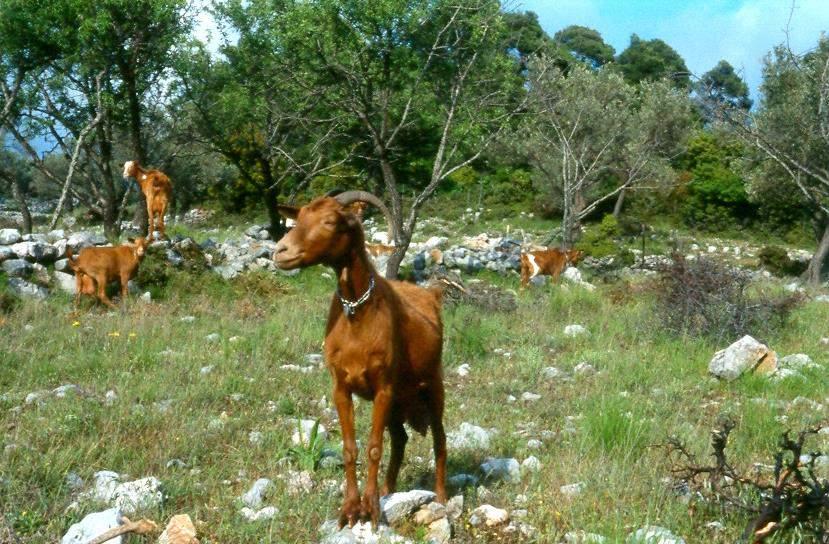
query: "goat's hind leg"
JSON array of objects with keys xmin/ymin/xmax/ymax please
[
  {"xmin": 429, "ymin": 384, "xmax": 447, "ymax": 504},
  {"xmin": 381, "ymin": 418, "xmax": 408, "ymax": 497}
]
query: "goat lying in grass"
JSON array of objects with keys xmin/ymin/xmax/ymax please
[
  {"xmin": 67, "ymin": 238, "xmax": 147, "ymax": 308},
  {"xmin": 274, "ymin": 191, "xmax": 446, "ymax": 527}
]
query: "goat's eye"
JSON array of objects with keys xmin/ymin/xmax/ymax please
[{"xmin": 323, "ymin": 218, "xmax": 338, "ymax": 227}]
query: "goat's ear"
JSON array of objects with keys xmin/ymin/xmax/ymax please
[{"xmin": 277, "ymin": 205, "xmax": 299, "ymax": 220}]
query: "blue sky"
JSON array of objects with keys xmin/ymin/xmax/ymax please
[{"xmin": 517, "ymin": 0, "xmax": 829, "ymax": 101}]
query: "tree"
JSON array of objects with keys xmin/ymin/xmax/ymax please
[
  {"xmin": 1, "ymin": 0, "xmax": 189, "ymax": 238},
  {"xmin": 616, "ymin": 34, "xmax": 690, "ymax": 90},
  {"xmin": 724, "ymin": 38, "xmax": 829, "ymax": 283},
  {"xmin": 697, "ymin": 60, "xmax": 752, "ymax": 110},
  {"xmin": 176, "ymin": 0, "xmax": 350, "ymax": 239},
  {"xmin": 554, "ymin": 25, "xmax": 615, "ymax": 69},
  {"xmin": 283, "ymin": 0, "xmax": 525, "ymax": 277},
  {"xmin": 519, "ymin": 58, "xmax": 693, "ymax": 246},
  {"xmin": 75, "ymin": 0, "xmax": 190, "ymax": 234}
]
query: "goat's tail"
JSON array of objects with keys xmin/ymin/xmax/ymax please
[{"xmin": 65, "ymin": 248, "xmax": 78, "ymax": 272}]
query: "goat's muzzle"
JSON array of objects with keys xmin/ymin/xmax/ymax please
[{"xmin": 273, "ymin": 241, "xmax": 303, "ymax": 270}]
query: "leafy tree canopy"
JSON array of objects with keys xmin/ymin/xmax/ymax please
[
  {"xmin": 698, "ymin": 60, "xmax": 752, "ymax": 110},
  {"xmin": 616, "ymin": 34, "xmax": 690, "ymax": 90},
  {"xmin": 554, "ymin": 25, "xmax": 615, "ymax": 68}
]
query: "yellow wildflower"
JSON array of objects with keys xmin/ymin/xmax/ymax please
[{"xmin": 108, "ymin": 331, "xmax": 120, "ymax": 337}]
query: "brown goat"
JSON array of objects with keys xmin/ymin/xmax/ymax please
[
  {"xmin": 274, "ymin": 192, "xmax": 446, "ymax": 527},
  {"xmin": 520, "ymin": 247, "xmax": 584, "ymax": 288},
  {"xmin": 123, "ymin": 161, "xmax": 173, "ymax": 239},
  {"xmin": 67, "ymin": 238, "xmax": 148, "ymax": 308}
]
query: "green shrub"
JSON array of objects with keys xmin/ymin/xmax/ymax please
[
  {"xmin": 757, "ymin": 246, "xmax": 808, "ymax": 277},
  {"xmin": 578, "ymin": 214, "xmax": 620, "ymax": 258},
  {"xmin": 134, "ymin": 246, "xmax": 171, "ymax": 299},
  {"xmin": 0, "ymin": 274, "xmax": 18, "ymax": 314}
]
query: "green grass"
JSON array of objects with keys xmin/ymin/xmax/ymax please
[{"xmin": 2, "ymin": 257, "xmax": 829, "ymax": 543}]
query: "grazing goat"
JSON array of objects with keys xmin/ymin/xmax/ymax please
[
  {"xmin": 123, "ymin": 160, "xmax": 173, "ymax": 239},
  {"xmin": 520, "ymin": 247, "xmax": 584, "ymax": 288},
  {"xmin": 67, "ymin": 238, "xmax": 147, "ymax": 307},
  {"xmin": 274, "ymin": 191, "xmax": 446, "ymax": 527}
]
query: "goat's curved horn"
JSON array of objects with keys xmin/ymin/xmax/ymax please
[{"xmin": 333, "ymin": 190, "xmax": 398, "ymax": 243}]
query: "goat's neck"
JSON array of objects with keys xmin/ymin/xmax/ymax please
[{"xmin": 335, "ymin": 249, "xmax": 376, "ymax": 302}]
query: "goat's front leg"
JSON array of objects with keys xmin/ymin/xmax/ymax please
[
  {"xmin": 363, "ymin": 385, "xmax": 392, "ymax": 525},
  {"xmin": 334, "ymin": 384, "xmax": 361, "ymax": 528}
]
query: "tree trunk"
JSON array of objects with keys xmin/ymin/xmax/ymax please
[
  {"xmin": 98, "ymin": 113, "xmax": 119, "ymax": 240},
  {"xmin": 804, "ymin": 220, "xmax": 829, "ymax": 285},
  {"xmin": 264, "ymin": 186, "xmax": 286, "ymax": 241},
  {"xmin": 11, "ymin": 175, "xmax": 32, "ymax": 234},
  {"xmin": 122, "ymin": 66, "xmax": 149, "ymax": 235},
  {"xmin": 612, "ymin": 188, "xmax": 626, "ymax": 219}
]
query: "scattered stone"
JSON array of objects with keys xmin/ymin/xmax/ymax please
[
  {"xmin": 521, "ymin": 392, "xmax": 541, "ymax": 402},
  {"xmin": 158, "ymin": 514, "xmax": 198, "ymax": 544},
  {"xmin": 2, "ymin": 258, "xmax": 32, "ymax": 277},
  {"xmin": 205, "ymin": 333, "xmax": 220, "ymax": 343},
  {"xmin": 166, "ymin": 459, "xmax": 188, "ymax": 469},
  {"xmin": 199, "ymin": 365, "xmax": 214, "ymax": 376},
  {"xmin": 240, "ymin": 506, "xmax": 278, "ymax": 522},
  {"xmin": 249, "ymin": 431, "xmax": 264, "ymax": 446},
  {"xmin": 381, "ymin": 489, "xmax": 436, "ymax": 525},
  {"xmin": 88, "ymin": 470, "xmax": 121, "ymax": 502},
  {"xmin": 564, "ymin": 324, "xmax": 588, "ymax": 337},
  {"xmin": 53, "ymin": 384, "xmax": 80, "ymax": 398},
  {"xmin": 469, "ymin": 504, "xmax": 509, "ymax": 527},
  {"xmin": 8, "ymin": 277, "xmax": 48, "ymax": 299},
  {"xmin": 456, "ymin": 363, "xmax": 471, "ymax": 377},
  {"xmin": 521, "ymin": 456, "xmax": 541, "ymax": 473},
  {"xmin": 0, "ymin": 228, "xmax": 21, "ymax": 245},
  {"xmin": 446, "ymin": 422, "xmax": 491, "ymax": 450},
  {"xmin": 24, "ymin": 390, "xmax": 48, "ymax": 405},
  {"xmin": 283, "ymin": 470, "xmax": 314, "ymax": 495},
  {"xmin": 770, "ymin": 368, "xmax": 802, "ymax": 381},
  {"xmin": 61, "ymin": 508, "xmax": 124, "ymax": 544},
  {"xmin": 480, "ymin": 458, "xmax": 520, "ymax": 483},
  {"xmin": 104, "ymin": 390, "xmax": 118, "ymax": 406},
  {"xmin": 446, "ymin": 495, "xmax": 463, "ymax": 520},
  {"xmin": 305, "ymin": 353, "xmax": 324, "ymax": 365},
  {"xmin": 139, "ymin": 291, "xmax": 152, "ymax": 303},
  {"xmin": 53, "ymin": 270, "xmax": 77, "ymax": 294},
  {"xmin": 779, "ymin": 353, "xmax": 817, "ymax": 370},
  {"xmin": 447, "ymin": 473, "xmax": 478, "ymax": 489},
  {"xmin": 318, "ymin": 520, "xmax": 406, "ymax": 544},
  {"xmin": 709, "ymin": 335, "xmax": 777, "ymax": 381},
  {"xmin": 413, "ymin": 502, "xmax": 446, "ymax": 525},
  {"xmin": 180, "ymin": 316, "xmax": 196, "ymax": 323},
  {"xmin": 112, "ymin": 477, "xmax": 163, "ymax": 515},
  {"xmin": 560, "ymin": 481, "xmax": 585, "ymax": 498},
  {"xmin": 705, "ymin": 521, "xmax": 725, "ymax": 532},
  {"xmin": 427, "ymin": 517, "xmax": 451, "ymax": 543},
  {"xmin": 573, "ymin": 362, "xmax": 597, "ymax": 376},
  {"xmin": 527, "ymin": 438, "xmax": 543, "ymax": 449},
  {"xmin": 541, "ymin": 366, "xmax": 567, "ymax": 381},
  {"xmin": 241, "ymin": 478, "xmax": 274, "ymax": 509},
  {"xmin": 626, "ymin": 526, "xmax": 685, "ymax": 544},
  {"xmin": 564, "ymin": 530, "xmax": 608, "ymax": 543},
  {"xmin": 65, "ymin": 472, "xmax": 84, "ymax": 490}
]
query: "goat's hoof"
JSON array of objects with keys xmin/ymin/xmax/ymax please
[
  {"xmin": 361, "ymin": 492, "xmax": 381, "ymax": 526},
  {"xmin": 338, "ymin": 497, "xmax": 362, "ymax": 528}
]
